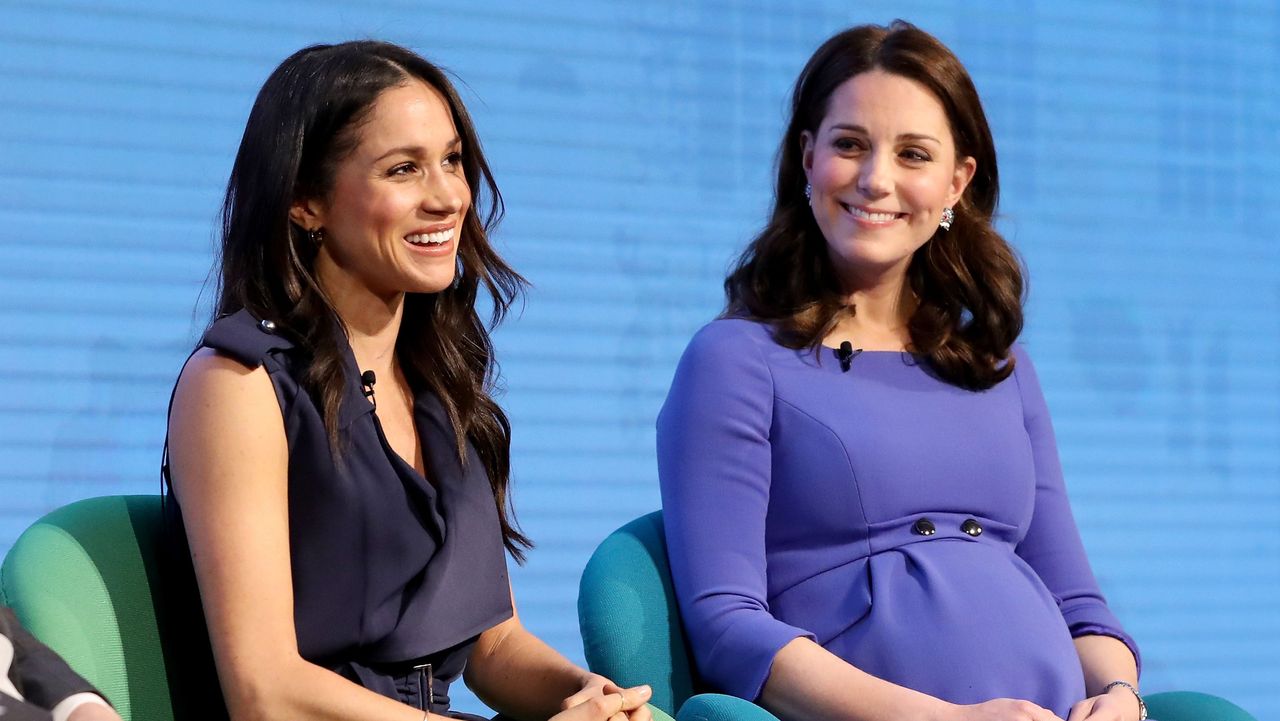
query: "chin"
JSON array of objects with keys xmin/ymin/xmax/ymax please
[
  {"xmin": 831, "ymin": 249, "xmax": 916, "ymax": 278},
  {"xmin": 403, "ymin": 267, "xmax": 459, "ymax": 295},
  {"xmin": 413, "ymin": 280, "xmax": 456, "ymax": 295}
]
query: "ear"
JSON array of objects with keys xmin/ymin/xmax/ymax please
[
  {"xmin": 946, "ymin": 155, "xmax": 977, "ymax": 207},
  {"xmin": 288, "ymin": 196, "xmax": 326, "ymax": 233},
  {"xmin": 800, "ymin": 130, "xmax": 816, "ymax": 179}
]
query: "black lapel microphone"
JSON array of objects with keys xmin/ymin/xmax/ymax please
[
  {"xmin": 360, "ymin": 370, "xmax": 377, "ymax": 410},
  {"xmin": 837, "ymin": 341, "xmax": 862, "ymax": 372}
]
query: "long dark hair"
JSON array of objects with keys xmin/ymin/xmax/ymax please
[
  {"xmin": 216, "ymin": 40, "xmax": 530, "ymax": 558},
  {"xmin": 725, "ymin": 21, "xmax": 1023, "ymax": 390}
]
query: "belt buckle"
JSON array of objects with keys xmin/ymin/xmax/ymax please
[{"xmin": 412, "ymin": 662, "xmax": 434, "ymax": 711}]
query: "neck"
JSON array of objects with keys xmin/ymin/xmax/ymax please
[
  {"xmin": 316, "ymin": 258, "xmax": 404, "ymax": 375},
  {"xmin": 341, "ymin": 299, "xmax": 404, "ymax": 378},
  {"xmin": 830, "ymin": 263, "xmax": 916, "ymax": 350}
]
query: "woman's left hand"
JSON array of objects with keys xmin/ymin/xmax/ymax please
[
  {"xmin": 1066, "ymin": 687, "xmax": 1141, "ymax": 721},
  {"xmin": 561, "ymin": 673, "xmax": 652, "ymax": 721}
]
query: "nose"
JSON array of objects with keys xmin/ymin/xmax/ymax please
[
  {"xmin": 422, "ymin": 171, "xmax": 465, "ymax": 216},
  {"xmin": 857, "ymin": 150, "xmax": 892, "ymax": 199}
]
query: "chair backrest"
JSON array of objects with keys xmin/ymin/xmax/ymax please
[
  {"xmin": 578, "ymin": 511, "xmax": 695, "ymax": 717},
  {"xmin": 0, "ymin": 495, "xmax": 220, "ymax": 721}
]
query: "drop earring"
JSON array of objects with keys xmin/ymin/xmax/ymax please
[
  {"xmin": 938, "ymin": 207, "xmax": 954, "ymax": 231},
  {"xmin": 804, "ymin": 183, "xmax": 812, "ymax": 203}
]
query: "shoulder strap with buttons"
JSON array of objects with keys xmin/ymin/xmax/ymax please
[{"xmin": 200, "ymin": 308, "xmax": 296, "ymax": 369}]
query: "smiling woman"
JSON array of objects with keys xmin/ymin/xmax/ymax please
[
  {"xmin": 161, "ymin": 41, "xmax": 653, "ymax": 721},
  {"xmin": 291, "ymin": 80, "xmax": 470, "ymax": 301},
  {"xmin": 800, "ymin": 69, "xmax": 976, "ymax": 296},
  {"xmin": 721, "ymin": 20, "xmax": 1021, "ymax": 388},
  {"xmin": 659, "ymin": 21, "xmax": 1145, "ymax": 721}
]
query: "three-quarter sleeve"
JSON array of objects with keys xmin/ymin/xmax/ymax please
[
  {"xmin": 657, "ymin": 321, "xmax": 813, "ymax": 700},
  {"xmin": 1010, "ymin": 346, "xmax": 1141, "ymax": 673}
]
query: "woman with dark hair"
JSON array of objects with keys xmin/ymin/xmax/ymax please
[
  {"xmin": 164, "ymin": 41, "xmax": 652, "ymax": 721},
  {"xmin": 658, "ymin": 21, "xmax": 1142, "ymax": 721}
]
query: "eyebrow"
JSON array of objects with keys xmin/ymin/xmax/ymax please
[
  {"xmin": 373, "ymin": 136, "xmax": 462, "ymax": 163},
  {"xmin": 828, "ymin": 123, "xmax": 941, "ymax": 144}
]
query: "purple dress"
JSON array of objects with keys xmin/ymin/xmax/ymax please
[{"xmin": 657, "ymin": 319, "xmax": 1138, "ymax": 719}]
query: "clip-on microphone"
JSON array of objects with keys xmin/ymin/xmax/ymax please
[{"xmin": 837, "ymin": 341, "xmax": 862, "ymax": 372}]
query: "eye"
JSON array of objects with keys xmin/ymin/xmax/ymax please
[
  {"xmin": 443, "ymin": 151, "xmax": 463, "ymax": 170},
  {"xmin": 832, "ymin": 137, "xmax": 865, "ymax": 153},
  {"xmin": 900, "ymin": 147, "xmax": 932, "ymax": 163},
  {"xmin": 388, "ymin": 162, "xmax": 418, "ymax": 176}
]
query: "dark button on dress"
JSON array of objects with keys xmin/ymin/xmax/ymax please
[{"xmin": 913, "ymin": 518, "xmax": 937, "ymax": 536}]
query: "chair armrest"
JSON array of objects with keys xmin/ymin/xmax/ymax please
[
  {"xmin": 676, "ymin": 693, "xmax": 782, "ymax": 721},
  {"xmin": 1145, "ymin": 691, "xmax": 1257, "ymax": 721}
]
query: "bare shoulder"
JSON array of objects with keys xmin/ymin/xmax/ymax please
[
  {"xmin": 169, "ymin": 347, "xmax": 287, "ymax": 495},
  {"xmin": 176, "ymin": 346, "xmax": 272, "ymax": 395},
  {"xmin": 172, "ymin": 348, "xmax": 280, "ymax": 424}
]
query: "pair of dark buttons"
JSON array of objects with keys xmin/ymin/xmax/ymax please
[{"xmin": 912, "ymin": 518, "xmax": 983, "ymax": 537}]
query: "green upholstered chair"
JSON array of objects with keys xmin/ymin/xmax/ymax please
[
  {"xmin": 579, "ymin": 511, "xmax": 1258, "ymax": 721},
  {"xmin": 0, "ymin": 495, "xmax": 681, "ymax": 721},
  {"xmin": 0, "ymin": 495, "xmax": 220, "ymax": 721}
]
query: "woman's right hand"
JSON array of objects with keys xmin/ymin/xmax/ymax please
[
  {"xmin": 552, "ymin": 685, "xmax": 652, "ymax": 721},
  {"xmin": 946, "ymin": 698, "xmax": 1064, "ymax": 721}
]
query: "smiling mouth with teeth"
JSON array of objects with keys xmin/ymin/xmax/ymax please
[
  {"xmin": 841, "ymin": 203, "xmax": 903, "ymax": 223},
  {"xmin": 406, "ymin": 228, "xmax": 455, "ymax": 246}
]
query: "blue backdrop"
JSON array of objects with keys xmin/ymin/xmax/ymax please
[{"xmin": 1, "ymin": 1, "xmax": 1276, "ymax": 718}]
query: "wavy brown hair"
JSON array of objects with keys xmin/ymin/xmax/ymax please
[
  {"xmin": 215, "ymin": 41, "xmax": 530, "ymax": 558},
  {"xmin": 725, "ymin": 21, "xmax": 1023, "ymax": 389}
]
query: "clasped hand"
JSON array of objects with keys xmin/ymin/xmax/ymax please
[
  {"xmin": 1065, "ymin": 687, "xmax": 1142, "ymax": 721},
  {"xmin": 556, "ymin": 674, "xmax": 652, "ymax": 721},
  {"xmin": 950, "ymin": 688, "xmax": 1140, "ymax": 721}
]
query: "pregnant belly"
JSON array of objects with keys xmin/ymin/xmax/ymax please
[{"xmin": 824, "ymin": 540, "xmax": 1085, "ymax": 717}]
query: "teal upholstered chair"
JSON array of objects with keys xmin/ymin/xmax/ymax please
[
  {"xmin": 578, "ymin": 512, "xmax": 782, "ymax": 721},
  {"xmin": 579, "ymin": 511, "xmax": 1257, "ymax": 721},
  {"xmin": 0, "ymin": 495, "xmax": 220, "ymax": 721}
]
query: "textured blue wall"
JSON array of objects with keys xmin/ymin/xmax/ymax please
[{"xmin": 1, "ymin": 1, "xmax": 1276, "ymax": 717}]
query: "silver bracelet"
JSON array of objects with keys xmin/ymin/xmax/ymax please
[{"xmin": 1102, "ymin": 680, "xmax": 1147, "ymax": 721}]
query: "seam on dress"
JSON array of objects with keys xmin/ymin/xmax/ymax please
[
  {"xmin": 770, "ymin": 395, "xmax": 873, "ymax": 562},
  {"xmin": 737, "ymin": 321, "xmax": 777, "ymax": 442},
  {"xmin": 1010, "ymin": 346, "xmax": 1030, "ymax": 433}
]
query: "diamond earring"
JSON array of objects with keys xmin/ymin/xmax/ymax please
[
  {"xmin": 939, "ymin": 207, "xmax": 955, "ymax": 231},
  {"xmin": 804, "ymin": 183, "xmax": 812, "ymax": 203}
]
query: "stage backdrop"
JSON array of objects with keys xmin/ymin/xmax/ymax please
[{"xmin": 1, "ymin": 1, "xmax": 1276, "ymax": 717}]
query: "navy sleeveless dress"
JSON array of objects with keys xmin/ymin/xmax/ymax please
[{"xmin": 162, "ymin": 309, "xmax": 513, "ymax": 718}]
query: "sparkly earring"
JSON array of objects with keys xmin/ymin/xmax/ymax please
[
  {"xmin": 804, "ymin": 183, "xmax": 812, "ymax": 203},
  {"xmin": 938, "ymin": 207, "xmax": 955, "ymax": 231},
  {"xmin": 308, "ymin": 227, "xmax": 325, "ymax": 244}
]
